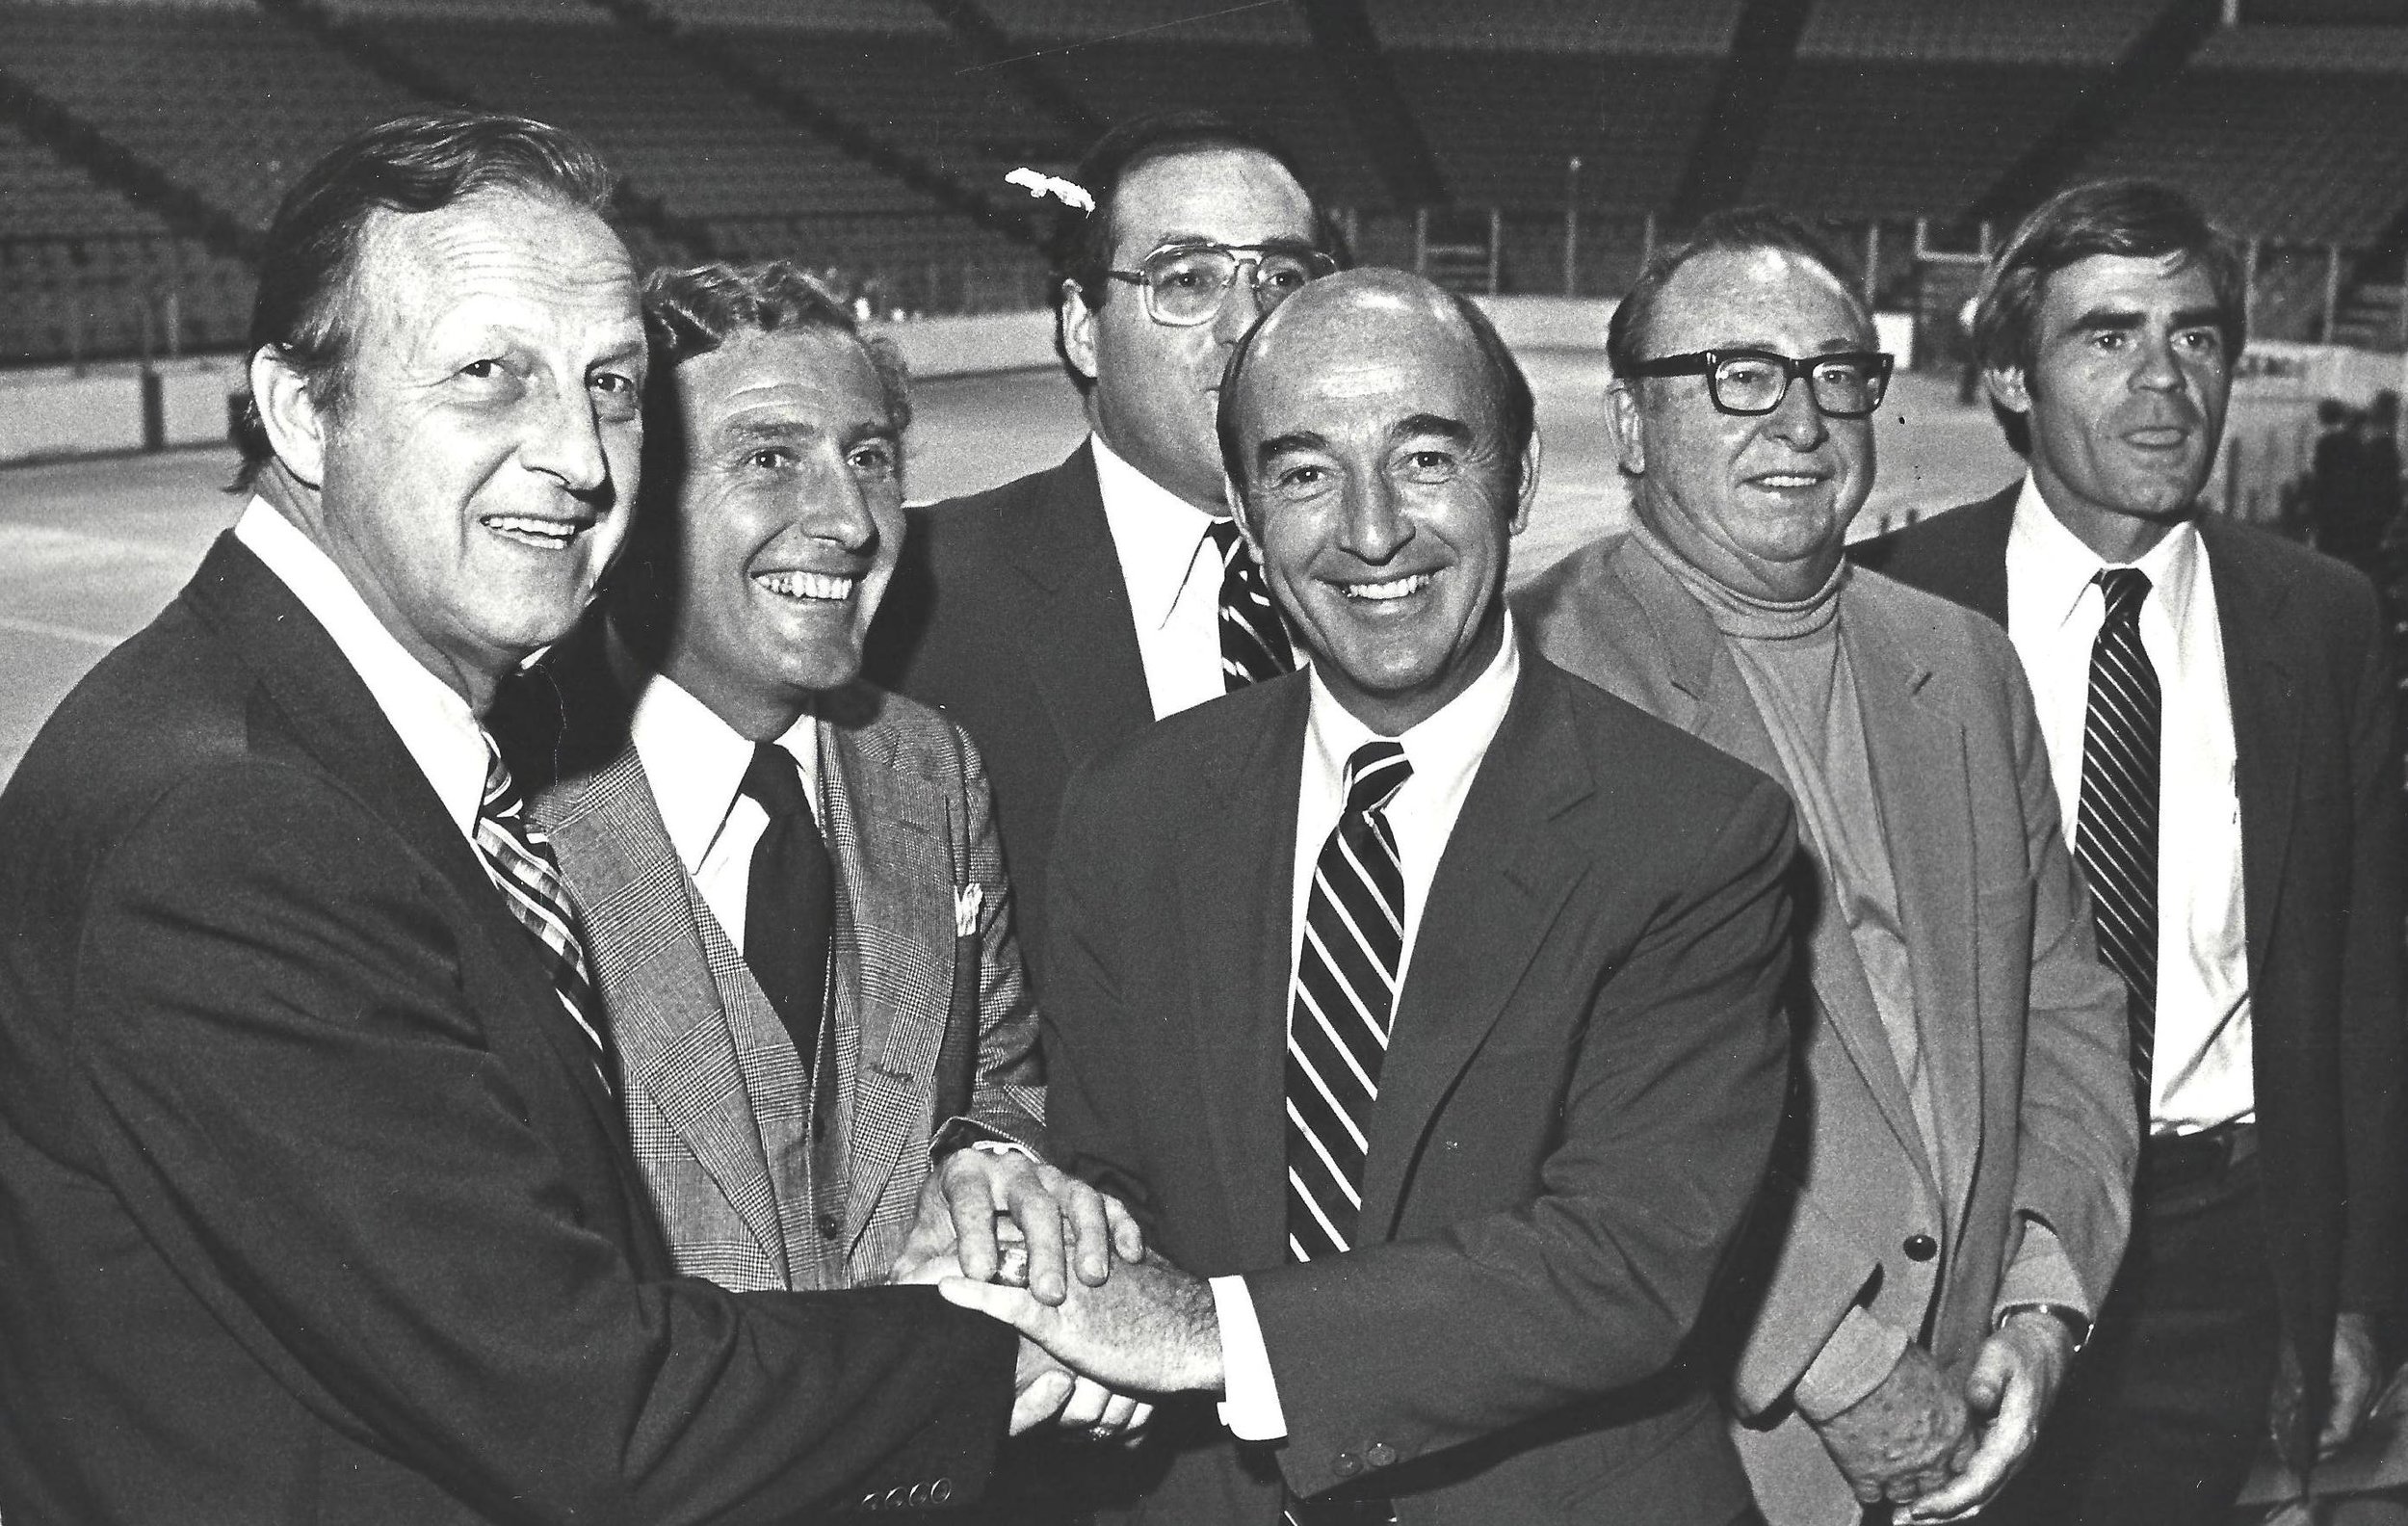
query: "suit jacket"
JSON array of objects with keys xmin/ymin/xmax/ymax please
[
  {"xmin": 0, "ymin": 536, "xmax": 1014, "ymax": 1525},
  {"xmin": 1514, "ymin": 534, "xmax": 2137, "ymax": 1526},
  {"xmin": 520, "ymin": 638, "xmax": 1046, "ymax": 1293},
  {"xmin": 867, "ymin": 443, "xmax": 1156, "ymax": 990},
  {"xmin": 1043, "ymin": 654, "xmax": 1799, "ymax": 1526},
  {"xmin": 1854, "ymin": 485, "xmax": 2408, "ymax": 1426}
]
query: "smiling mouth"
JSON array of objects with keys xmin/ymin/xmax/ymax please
[
  {"xmin": 1748, "ymin": 472, "xmax": 1828, "ymax": 491},
  {"xmin": 481, "ymin": 513, "xmax": 592, "ymax": 549},
  {"xmin": 755, "ymin": 569, "xmax": 859, "ymax": 603},
  {"xmin": 1334, "ymin": 571, "xmax": 1437, "ymax": 602}
]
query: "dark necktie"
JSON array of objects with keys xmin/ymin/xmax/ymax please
[
  {"xmin": 739, "ymin": 742, "xmax": 834, "ymax": 1071},
  {"xmin": 474, "ymin": 731, "xmax": 615, "ymax": 1093},
  {"xmin": 1286, "ymin": 741, "xmax": 1413, "ymax": 1262},
  {"xmin": 2076, "ymin": 567, "xmax": 2159, "ymax": 1115},
  {"xmin": 1206, "ymin": 517, "xmax": 1296, "ymax": 691}
]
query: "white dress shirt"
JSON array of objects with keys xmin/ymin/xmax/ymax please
[
  {"xmin": 233, "ymin": 499, "xmax": 487, "ymax": 844},
  {"xmin": 1091, "ymin": 433, "xmax": 1243, "ymax": 721},
  {"xmin": 2004, "ymin": 479, "xmax": 2253, "ymax": 1135},
  {"xmin": 621, "ymin": 660, "xmax": 821, "ymax": 958},
  {"xmin": 1211, "ymin": 618, "xmax": 1525, "ymax": 1440}
]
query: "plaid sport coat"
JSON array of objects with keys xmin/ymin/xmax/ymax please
[{"xmin": 531, "ymin": 676, "xmax": 1046, "ymax": 1293}]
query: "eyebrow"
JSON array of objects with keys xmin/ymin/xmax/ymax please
[
  {"xmin": 2063, "ymin": 304, "xmax": 2230, "ymax": 337},
  {"xmin": 1392, "ymin": 413, "xmax": 1476, "ymax": 448},
  {"xmin": 1254, "ymin": 430, "xmax": 1329, "ymax": 467}
]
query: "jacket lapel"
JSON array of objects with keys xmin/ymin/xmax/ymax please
[
  {"xmin": 1845, "ymin": 592, "xmax": 1982, "ymax": 1233},
  {"xmin": 1355, "ymin": 663, "xmax": 1592, "ymax": 1240},
  {"xmin": 820, "ymin": 709, "xmax": 956, "ymax": 1243},
  {"xmin": 2199, "ymin": 517, "xmax": 2299, "ymax": 975},
  {"xmin": 1179, "ymin": 678, "xmax": 1311, "ymax": 1269},
  {"xmin": 537, "ymin": 746, "xmax": 791, "ymax": 1278},
  {"xmin": 1000, "ymin": 445, "xmax": 1157, "ymax": 768}
]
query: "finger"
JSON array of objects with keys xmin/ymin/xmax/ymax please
[
  {"xmin": 1059, "ymin": 1178, "xmax": 1114, "ymax": 1288},
  {"xmin": 1003, "ymin": 1171, "xmax": 1071, "ymax": 1306},
  {"xmin": 1963, "ymin": 1336, "xmax": 2014, "ymax": 1417},
  {"xmin": 1105, "ymin": 1196, "xmax": 1146, "ymax": 1265},
  {"xmin": 1009, "ymin": 1369, "xmax": 1075, "ymax": 1436},
  {"xmin": 1905, "ymin": 1415, "xmax": 2026, "ymax": 1519},
  {"xmin": 1100, "ymin": 1391, "xmax": 1140, "ymax": 1433},
  {"xmin": 937, "ymin": 1275, "xmax": 1050, "ymax": 1338},
  {"xmin": 944, "ymin": 1162, "xmax": 1003, "ymax": 1285},
  {"xmin": 1119, "ymin": 1401, "xmax": 1156, "ymax": 1444},
  {"xmin": 1059, "ymin": 1375, "xmax": 1111, "ymax": 1429}
]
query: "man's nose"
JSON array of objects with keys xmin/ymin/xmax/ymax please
[
  {"xmin": 520, "ymin": 380, "xmax": 611, "ymax": 494},
  {"xmin": 2131, "ymin": 331, "xmax": 2189, "ymax": 394},
  {"xmin": 1763, "ymin": 373, "xmax": 1830, "ymax": 449},
  {"xmin": 1340, "ymin": 472, "xmax": 1413, "ymax": 563}
]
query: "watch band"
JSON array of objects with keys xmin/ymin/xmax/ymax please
[{"xmin": 1995, "ymin": 1301, "xmax": 2091, "ymax": 1355}]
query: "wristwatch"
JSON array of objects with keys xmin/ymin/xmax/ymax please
[{"xmin": 1995, "ymin": 1302, "xmax": 2091, "ymax": 1355}]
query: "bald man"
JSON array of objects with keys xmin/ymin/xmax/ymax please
[{"xmin": 919, "ymin": 270, "xmax": 1797, "ymax": 1526}]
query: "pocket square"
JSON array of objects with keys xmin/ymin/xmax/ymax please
[{"xmin": 954, "ymin": 882, "xmax": 983, "ymax": 938}]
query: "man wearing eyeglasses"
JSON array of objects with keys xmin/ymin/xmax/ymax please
[
  {"xmin": 869, "ymin": 111, "xmax": 1335, "ymax": 991},
  {"xmin": 1516, "ymin": 208, "xmax": 2136, "ymax": 1526}
]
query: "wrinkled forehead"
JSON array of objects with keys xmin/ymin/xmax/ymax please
[
  {"xmin": 1645, "ymin": 246, "xmax": 1874, "ymax": 359},
  {"xmin": 673, "ymin": 326, "xmax": 894, "ymax": 438},
  {"xmin": 351, "ymin": 190, "xmax": 640, "ymax": 351},
  {"xmin": 1237, "ymin": 290, "xmax": 1502, "ymax": 446}
]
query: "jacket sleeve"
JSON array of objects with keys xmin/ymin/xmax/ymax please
[
  {"xmin": 73, "ymin": 762, "xmax": 1015, "ymax": 1525},
  {"xmin": 957, "ymin": 726, "xmax": 1047, "ymax": 1152}
]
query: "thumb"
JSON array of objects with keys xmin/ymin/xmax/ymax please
[{"xmin": 1965, "ymin": 1336, "xmax": 2014, "ymax": 1417}]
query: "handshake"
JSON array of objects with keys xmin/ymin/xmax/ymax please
[{"xmin": 888, "ymin": 1147, "xmax": 1225, "ymax": 1438}]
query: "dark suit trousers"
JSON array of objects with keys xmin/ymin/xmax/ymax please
[{"xmin": 1984, "ymin": 1148, "xmax": 2280, "ymax": 1526}]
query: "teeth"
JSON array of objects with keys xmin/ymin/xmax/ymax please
[
  {"xmin": 756, "ymin": 570, "xmax": 857, "ymax": 602},
  {"xmin": 1755, "ymin": 475, "xmax": 1820, "ymax": 488},
  {"xmin": 482, "ymin": 514, "xmax": 583, "ymax": 545},
  {"xmin": 1340, "ymin": 572, "xmax": 1434, "ymax": 601}
]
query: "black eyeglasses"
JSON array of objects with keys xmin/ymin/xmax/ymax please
[
  {"xmin": 1105, "ymin": 243, "xmax": 1338, "ymax": 326},
  {"xmin": 1625, "ymin": 349, "xmax": 1895, "ymax": 419}
]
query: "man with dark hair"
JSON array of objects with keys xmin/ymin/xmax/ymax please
[
  {"xmin": 510, "ymin": 257, "xmax": 1142, "ymax": 1425},
  {"xmin": 0, "ymin": 113, "xmax": 1035, "ymax": 1523},
  {"xmin": 1856, "ymin": 178, "xmax": 2406, "ymax": 1526},
  {"xmin": 867, "ymin": 110, "xmax": 1336, "ymax": 987},
  {"xmin": 1518, "ymin": 207, "xmax": 2136, "ymax": 1526},
  {"xmin": 929, "ymin": 268, "xmax": 1798, "ymax": 1526}
]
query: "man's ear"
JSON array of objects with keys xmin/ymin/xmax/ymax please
[
  {"xmin": 1509, "ymin": 428, "xmax": 1542, "ymax": 535},
  {"xmin": 249, "ymin": 345, "xmax": 327, "ymax": 488},
  {"xmin": 1059, "ymin": 279, "xmax": 1101, "ymax": 385},
  {"xmin": 1604, "ymin": 380, "xmax": 1646, "ymax": 477},
  {"xmin": 1986, "ymin": 364, "xmax": 2033, "ymax": 417}
]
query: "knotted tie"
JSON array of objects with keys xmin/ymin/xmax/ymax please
[
  {"xmin": 2077, "ymin": 567, "xmax": 2159, "ymax": 1114},
  {"xmin": 475, "ymin": 731, "xmax": 613, "ymax": 1092},
  {"xmin": 1206, "ymin": 517, "xmax": 1296, "ymax": 691},
  {"xmin": 1286, "ymin": 741, "xmax": 1413, "ymax": 1263},
  {"xmin": 739, "ymin": 742, "xmax": 834, "ymax": 1070}
]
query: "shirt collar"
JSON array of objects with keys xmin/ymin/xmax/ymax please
[
  {"xmin": 1090, "ymin": 431, "xmax": 1225, "ymax": 631},
  {"xmin": 1304, "ymin": 610, "xmax": 1522, "ymax": 805},
  {"xmin": 2007, "ymin": 475, "xmax": 2204, "ymax": 634},
  {"xmin": 233, "ymin": 497, "xmax": 488, "ymax": 841},
  {"xmin": 619, "ymin": 645, "xmax": 819, "ymax": 875}
]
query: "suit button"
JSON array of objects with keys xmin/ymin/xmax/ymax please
[
  {"xmin": 819, "ymin": 1211, "xmax": 844, "ymax": 1241},
  {"xmin": 1903, "ymin": 1233, "xmax": 1938, "ymax": 1262},
  {"xmin": 1366, "ymin": 1442, "xmax": 1398, "ymax": 1468},
  {"xmin": 930, "ymin": 1479, "xmax": 955, "ymax": 1504},
  {"xmin": 1333, "ymin": 1452, "xmax": 1362, "ymax": 1478}
]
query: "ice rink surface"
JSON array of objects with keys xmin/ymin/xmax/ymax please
[{"xmin": 0, "ymin": 357, "xmax": 2022, "ymax": 784}]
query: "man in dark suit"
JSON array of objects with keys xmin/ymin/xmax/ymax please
[
  {"xmin": 1855, "ymin": 179, "xmax": 2406, "ymax": 1526},
  {"xmin": 0, "ymin": 113, "xmax": 1033, "ymax": 1524},
  {"xmin": 928, "ymin": 270, "xmax": 1798, "ymax": 1525},
  {"xmin": 867, "ymin": 111, "xmax": 1336, "ymax": 986}
]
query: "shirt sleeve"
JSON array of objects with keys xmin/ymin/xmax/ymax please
[{"xmin": 1210, "ymin": 1275, "xmax": 1287, "ymax": 1441}]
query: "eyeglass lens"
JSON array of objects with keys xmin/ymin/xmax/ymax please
[
  {"xmin": 1712, "ymin": 354, "xmax": 1887, "ymax": 417},
  {"xmin": 1145, "ymin": 248, "xmax": 1321, "ymax": 323}
]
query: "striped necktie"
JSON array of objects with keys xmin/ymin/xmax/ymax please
[
  {"xmin": 475, "ymin": 730, "xmax": 614, "ymax": 1093},
  {"xmin": 1286, "ymin": 741, "xmax": 1413, "ymax": 1263},
  {"xmin": 2076, "ymin": 567, "xmax": 2159, "ymax": 1115},
  {"xmin": 1206, "ymin": 516, "xmax": 1296, "ymax": 691}
]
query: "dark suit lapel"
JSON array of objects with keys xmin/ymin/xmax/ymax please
[
  {"xmin": 187, "ymin": 536, "xmax": 623, "ymax": 1136},
  {"xmin": 1178, "ymin": 678, "xmax": 1310, "ymax": 1269},
  {"xmin": 2199, "ymin": 517, "xmax": 2299, "ymax": 974},
  {"xmin": 1001, "ymin": 444, "xmax": 1157, "ymax": 765},
  {"xmin": 1355, "ymin": 664, "xmax": 1591, "ymax": 1242},
  {"xmin": 1845, "ymin": 592, "xmax": 1982, "ymax": 1232},
  {"xmin": 1954, "ymin": 484, "xmax": 2019, "ymax": 628}
]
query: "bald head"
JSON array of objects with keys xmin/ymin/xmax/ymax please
[{"xmin": 1217, "ymin": 269, "xmax": 1534, "ymax": 492}]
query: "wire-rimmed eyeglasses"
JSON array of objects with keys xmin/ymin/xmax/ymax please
[
  {"xmin": 1624, "ymin": 348, "xmax": 1896, "ymax": 419},
  {"xmin": 1104, "ymin": 243, "xmax": 1339, "ymax": 327}
]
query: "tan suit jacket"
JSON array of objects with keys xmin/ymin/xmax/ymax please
[
  {"xmin": 1516, "ymin": 534, "xmax": 2135, "ymax": 1526},
  {"xmin": 528, "ymin": 666, "xmax": 1045, "ymax": 1294}
]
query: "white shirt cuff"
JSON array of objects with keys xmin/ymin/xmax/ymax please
[{"xmin": 1209, "ymin": 1275, "xmax": 1287, "ymax": 1441}]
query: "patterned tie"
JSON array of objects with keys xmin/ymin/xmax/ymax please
[
  {"xmin": 738, "ymin": 742, "xmax": 835, "ymax": 1071},
  {"xmin": 2076, "ymin": 567, "xmax": 2159, "ymax": 1115},
  {"xmin": 475, "ymin": 731, "xmax": 614, "ymax": 1092},
  {"xmin": 1206, "ymin": 516, "xmax": 1296, "ymax": 691},
  {"xmin": 1286, "ymin": 741, "xmax": 1413, "ymax": 1263}
]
